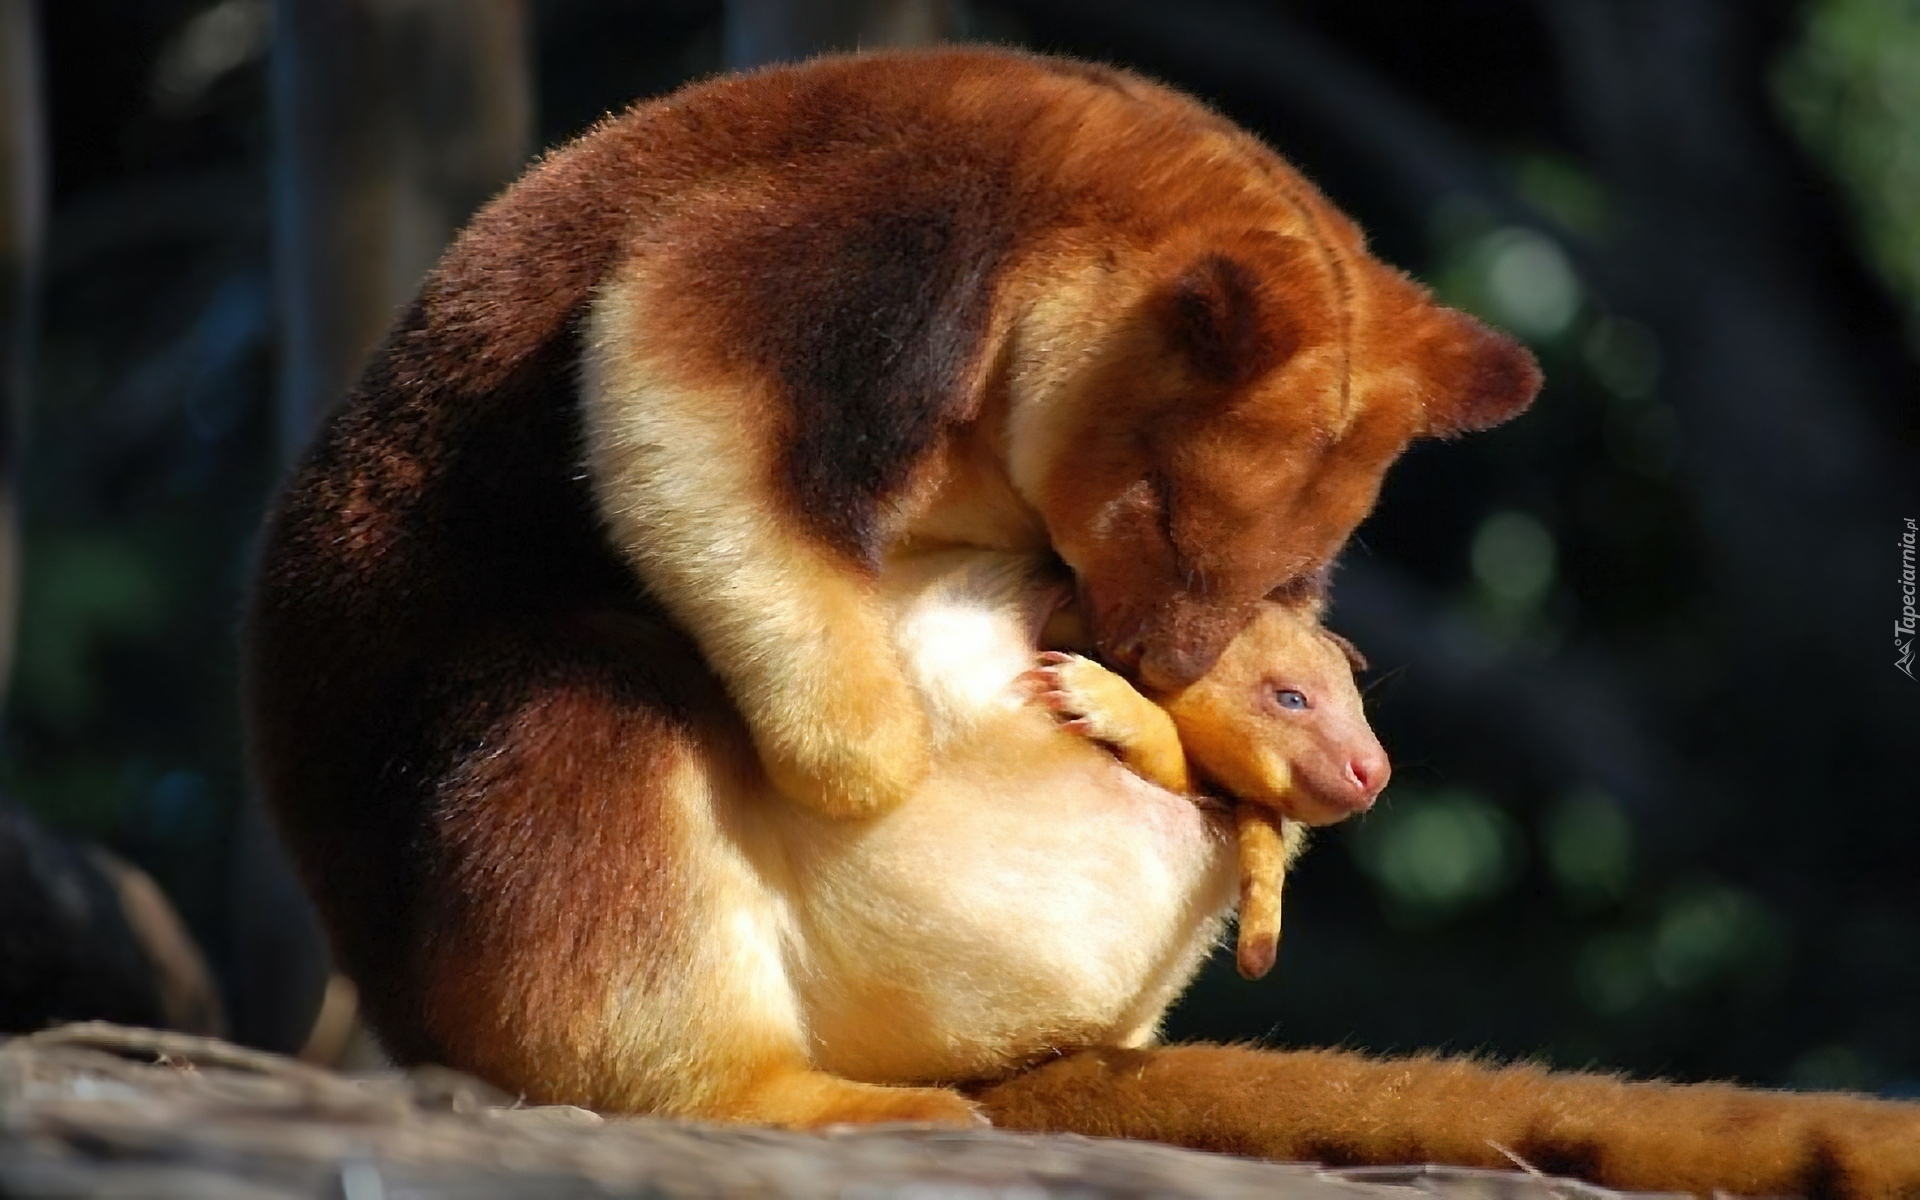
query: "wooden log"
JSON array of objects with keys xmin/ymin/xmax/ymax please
[{"xmin": 0, "ymin": 1023, "xmax": 1675, "ymax": 1200}]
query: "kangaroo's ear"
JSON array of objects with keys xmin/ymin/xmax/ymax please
[
  {"xmin": 1414, "ymin": 306, "xmax": 1543, "ymax": 437},
  {"xmin": 1154, "ymin": 233, "xmax": 1317, "ymax": 386}
]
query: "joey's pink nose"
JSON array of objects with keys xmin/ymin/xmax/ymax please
[{"xmin": 1346, "ymin": 752, "xmax": 1389, "ymax": 807}]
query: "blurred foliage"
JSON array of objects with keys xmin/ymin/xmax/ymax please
[
  {"xmin": 1542, "ymin": 787, "xmax": 1635, "ymax": 909},
  {"xmin": 5, "ymin": 0, "xmax": 274, "ymax": 964},
  {"xmin": 1349, "ymin": 787, "xmax": 1528, "ymax": 925},
  {"xmin": 1777, "ymin": 0, "xmax": 1920, "ymax": 344}
]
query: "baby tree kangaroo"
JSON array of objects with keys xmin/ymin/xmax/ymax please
[{"xmin": 1028, "ymin": 598, "xmax": 1385, "ymax": 979}]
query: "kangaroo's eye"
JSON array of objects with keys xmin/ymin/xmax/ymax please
[{"xmin": 1273, "ymin": 687, "xmax": 1309, "ymax": 710}]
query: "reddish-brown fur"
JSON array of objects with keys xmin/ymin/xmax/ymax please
[
  {"xmin": 585, "ymin": 52, "xmax": 1535, "ymax": 686},
  {"xmin": 978, "ymin": 1045, "xmax": 1920, "ymax": 1197},
  {"xmin": 418, "ymin": 639, "xmax": 702, "ymax": 1106},
  {"xmin": 237, "ymin": 46, "xmax": 1920, "ymax": 1197}
]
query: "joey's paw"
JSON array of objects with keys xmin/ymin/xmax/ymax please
[{"xmin": 1019, "ymin": 652, "xmax": 1130, "ymax": 745}]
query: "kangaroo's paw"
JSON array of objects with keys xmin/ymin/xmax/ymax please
[{"xmin": 756, "ymin": 682, "xmax": 931, "ymax": 820}]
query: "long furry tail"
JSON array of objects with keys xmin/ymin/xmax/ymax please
[{"xmin": 975, "ymin": 1044, "xmax": 1920, "ymax": 1198}]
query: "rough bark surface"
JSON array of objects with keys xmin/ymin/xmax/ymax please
[{"xmin": 0, "ymin": 1024, "xmax": 1678, "ymax": 1200}]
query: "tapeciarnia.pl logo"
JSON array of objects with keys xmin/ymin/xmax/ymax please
[{"xmin": 1899, "ymin": 517, "xmax": 1917, "ymax": 680}]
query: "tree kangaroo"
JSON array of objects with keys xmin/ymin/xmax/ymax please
[{"xmin": 248, "ymin": 46, "xmax": 1920, "ymax": 1197}]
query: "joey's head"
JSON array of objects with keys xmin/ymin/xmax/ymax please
[
  {"xmin": 1155, "ymin": 601, "xmax": 1386, "ymax": 826},
  {"xmin": 1022, "ymin": 220, "xmax": 1539, "ymax": 695}
]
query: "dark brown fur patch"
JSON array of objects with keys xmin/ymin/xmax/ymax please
[
  {"xmin": 1800, "ymin": 1135, "xmax": 1854, "ymax": 1200},
  {"xmin": 1300, "ymin": 1138, "xmax": 1366, "ymax": 1169},
  {"xmin": 246, "ymin": 322, "xmax": 668, "ymax": 1062},
  {"xmin": 725, "ymin": 174, "xmax": 1018, "ymax": 563},
  {"xmin": 1514, "ymin": 1133, "xmax": 1604, "ymax": 1182},
  {"xmin": 417, "ymin": 640, "xmax": 722, "ymax": 1108}
]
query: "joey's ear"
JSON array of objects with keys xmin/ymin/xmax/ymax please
[
  {"xmin": 1415, "ymin": 306, "xmax": 1543, "ymax": 437},
  {"xmin": 1322, "ymin": 629, "xmax": 1369, "ymax": 674},
  {"xmin": 1156, "ymin": 233, "xmax": 1314, "ymax": 385}
]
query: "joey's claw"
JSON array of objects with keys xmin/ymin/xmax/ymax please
[
  {"xmin": 1022, "ymin": 650, "xmax": 1187, "ymax": 792},
  {"xmin": 1019, "ymin": 668, "xmax": 1076, "ymax": 707},
  {"xmin": 1023, "ymin": 652, "xmax": 1130, "ymax": 747}
]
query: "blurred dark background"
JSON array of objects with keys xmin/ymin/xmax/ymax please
[{"xmin": 1, "ymin": 0, "xmax": 1915, "ymax": 1092}]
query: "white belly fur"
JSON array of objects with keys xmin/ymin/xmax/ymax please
[{"xmin": 707, "ymin": 550, "xmax": 1236, "ymax": 1085}]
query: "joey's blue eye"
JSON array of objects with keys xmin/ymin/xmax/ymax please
[{"xmin": 1274, "ymin": 688, "xmax": 1308, "ymax": 710}]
